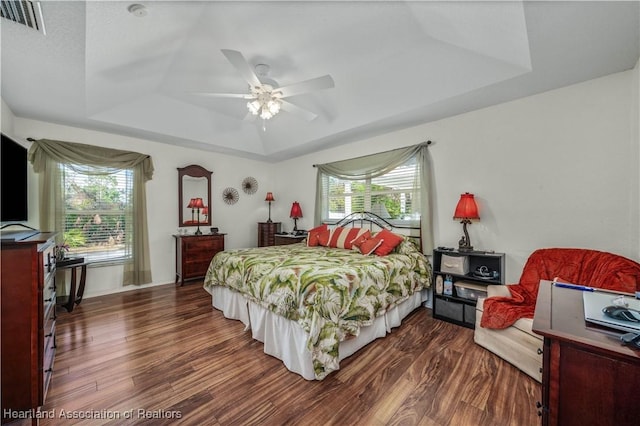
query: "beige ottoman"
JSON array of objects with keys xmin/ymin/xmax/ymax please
[{"xmin": 474, "ymin": 285, "xmax": 544, "ymax": 382}]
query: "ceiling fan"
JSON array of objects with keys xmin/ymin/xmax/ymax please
[{"xmin": 195, "ymin": 49, "xmax": 334, "ymax": 128}]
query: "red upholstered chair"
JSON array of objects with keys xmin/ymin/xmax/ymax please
[{"xmin": 474, "ymin": 248, "xmax": 640, "ymax": 381}]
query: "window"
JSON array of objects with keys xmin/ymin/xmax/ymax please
[
  {"xmin": 321, "ymin": 157, "xmax": 419, "ymax": 223},
  {"xmin": 61, "ymin": 164, "xmax": 133, "ymax": 263}
]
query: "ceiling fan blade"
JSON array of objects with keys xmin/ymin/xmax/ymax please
[
  {"xmin": 280, "ymin": 100, "xmax": 318, "ymax": 121},
  {"xmin": 221, "ymin": 49, "xmax": 263, "ymax": 89},
  {"xmin": 276, "ymin": 75, "xmax": 334, "ymax": 98},
  {"xmin": 191, "ymin": 92, "xmax": 254, "ymax": 99}
]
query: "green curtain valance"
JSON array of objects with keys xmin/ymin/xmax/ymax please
[
  {"xmin": 314, "ymin": 142, "xmax": 429, "ymax": 180},
  {"xmin": 314, "ymin": 142, "xmax": 434, "ymax": 253},
  {"xmin": 28, "ymin": 138, "xmax": 154, "ymax": 181},
  {"xmin": 27, "ymin": 138, "xmax": 153, "ymax": 286}
]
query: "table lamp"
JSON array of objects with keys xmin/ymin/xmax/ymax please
[
  {"xmin": 187, "ymin": 198, "xmax": 197, "ymax": 224},
  {"xmin": 453, "ymin": 192, "xmax": 480, "ymax": 251},
  {"xmin": 192, "ymin": 197, "xmax": 205, "ymax": 235},
  {"xmin": 290, "ymin": 201, "xmax": 303, "ymax": 233},
  {"xmin": 265, "ymin": 192, "xmax": 275, "ymax": 223}
]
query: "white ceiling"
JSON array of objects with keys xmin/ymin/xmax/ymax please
[{"xmin": 2, "ymin": 1, "xmax": 639, "ymax": 161}]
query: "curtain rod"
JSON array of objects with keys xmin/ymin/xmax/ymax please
[{"xmin": 312, "ymin": 140, "xmax": 432, "ymax": 167}]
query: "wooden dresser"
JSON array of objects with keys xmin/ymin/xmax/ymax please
[
  {"xmin": 532, "ymin": 280, "xmax": 640, "ymax": 425},
  {"xmin": 1, "ymin": 232, "xmax": 57, "ymax": 424},
  {"xmin": 174, "ymin": 233, "xmax": 225, "ymax": 285},
  {"xmin": 258, "ymin": 222, "xmax": 281, "ymax": 247}
]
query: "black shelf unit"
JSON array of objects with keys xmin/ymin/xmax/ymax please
[{"xmin": 432, "ymin": 248, "xmax": 505, "ymax": 328}]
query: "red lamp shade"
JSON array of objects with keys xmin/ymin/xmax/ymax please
[
  {"xmin": 265, "ymin": 192, "xmax": 275, "ymax": 202},
  {"xmin": 187, "ymin": 198, "xmax": 197, "ymax": 208},
  {"xmin": 290, "ymin": 201, "xmax": 303, "ymax": 219},
  {"xmin": 201, "ymin": 206, "xmax": 209, "ymax": 216},
  {"xmin": 192, "ymin": 197, "xmax": 205, "ymax": 209},
  {"xmin": 453, "ymin": 192, "xmax": 480, "ymax": 220}
]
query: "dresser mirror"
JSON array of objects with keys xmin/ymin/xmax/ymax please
[{"xmin": 178, "ymin": 165, "xmax": 212, "ymax": 227}]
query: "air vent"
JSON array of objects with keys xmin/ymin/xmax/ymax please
[{"xmin": 0, "ymin": 1, "xmax": 45, "ymax": 34}]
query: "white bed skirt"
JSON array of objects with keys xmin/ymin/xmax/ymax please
[{"xmin": 211, "ymin": 286, "xmax": 429, "ymax": 380}]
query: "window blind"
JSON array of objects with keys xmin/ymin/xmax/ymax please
[
  {"xmin": 322, "ymin": 157, "xmax": 418, "ymax": 221},
  {"xmin": 60, "ymin": 164, "xmax": 133, "ymax": 263}
]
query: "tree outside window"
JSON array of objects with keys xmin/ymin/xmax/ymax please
[
  {"xmin": 325, "ymin": 160, "xmax": 418, "ymax": 222},
  {"xmin": 61, "ymin": 164, "xmax": 133, "ymax": 262}
]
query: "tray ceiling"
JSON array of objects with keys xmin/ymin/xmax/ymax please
[{"xmin": 2, "ymin": 1, "xmax": 639, "ymax": 161}]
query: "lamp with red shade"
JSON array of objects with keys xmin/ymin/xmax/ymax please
[
  {"xmin": 188, "ymin": 197, "xmax": 205, "ymax": 235},
  {"xmin": 290, "ymin": 201, "xmax": 303, "ymax": 234},
  {"xmin": 265, "ymin": 192, "xmax": 275, "ymax": 223},
  {"xmin": 453, "ymin": 192, "xmax": 480, "ymax": 252},
  {"xmin": 187, "ymin": 198, "xmax": 198, "ymax": 224}
]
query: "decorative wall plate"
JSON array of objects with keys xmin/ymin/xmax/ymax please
[
  {"xmin": 242, "ymin": 177, "xmax": 258, "ymax": 195},
  {"xmin": 222, "ymin": 187, "xmax": 239, "ymax": 205}
]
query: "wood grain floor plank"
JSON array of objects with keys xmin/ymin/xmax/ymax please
[{"xmin": 41, "ymin": 282, "xmax": 541, "ymax": 426}]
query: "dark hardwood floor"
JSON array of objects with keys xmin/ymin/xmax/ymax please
[{"xmin": 43, "ymin": 282, "xmax": 541, "ymax": 426}]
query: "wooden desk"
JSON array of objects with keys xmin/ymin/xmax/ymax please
[
  {"xmin": 532, "ymin": 280, "xmax": 640, "ymax": 426},
  {"xmin": 57, "ymin": 257, "xmax": 87, "ymax": 313}
]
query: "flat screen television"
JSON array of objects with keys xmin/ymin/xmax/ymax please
[{"xmin": 1, "ymin": 133, "xmax": 29, "ymax": 223}]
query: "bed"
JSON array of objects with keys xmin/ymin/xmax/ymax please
[{"xmin": 203, "ymin": 212, "xmax": 432, "ymax": 380}]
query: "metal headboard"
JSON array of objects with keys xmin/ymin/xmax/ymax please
[{"xmin": 324, "ymin": 211, "xmax": 422, "ymax": 252}]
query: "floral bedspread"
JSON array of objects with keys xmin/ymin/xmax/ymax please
[{"xmin": 203, "ymin": 239, "xmax": 432, "ymax": 379}]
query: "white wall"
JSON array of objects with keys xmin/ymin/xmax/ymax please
[
  {"xmin": 4, "ymin": 67, "xmax": 638, "ymax": 294},
  {"xmin": 9, "ymin": 117, "xmax": 273, "ymax": 297},
  {"xmin": 274, "ymin": 70, "xmax": 640, "ymax": 283},
  {"xmin": 1, "ymin": 98, "xmax": 15, "ymax": 136}
]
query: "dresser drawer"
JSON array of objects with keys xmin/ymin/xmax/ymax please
[
  {"xmin": 184, "ymin": 236, "xmax": 223, "ymax": 252},
  {"xmin": 183, "ymin": 260, "xmax": 211, "ymax": 278},
  {"xmin": 175, "ymin": 234, "xmax": 226, "ymax": 285},
  {"xmin": 43, "ymin": 321, "xmax": 56, "ymax": 400},
  {"xmin": 43, "ymin": 274, "xmax": 56, "ymax": 306},
  {"xmin": 41, "ymin": 240, "xmax": 56, "ymax": 275},
  {"xmin": 43, "ymin": 319, "xmax": 56, "ymax": 365}
]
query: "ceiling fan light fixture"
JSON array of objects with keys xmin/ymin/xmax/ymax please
[
  {"xmin": 214, "ymin": 49, "xmax": 334, "ymax": 127},
  {"xmin": 267, "ymin": 99, "xmax": 281, "ymax": 115},
  {"xmin": 260, "ymin": 110, "xmax": 272, "ymax": 120},
  {"xmin": 247, "ymin": 89, "xmax": 282, "ymax": 120},
  {"xmin": 247, "ymin": 100, "xmax": 261, "ymax": 115}
]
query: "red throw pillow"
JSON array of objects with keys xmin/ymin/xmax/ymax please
[
  {"xmin": 328, "ymin": 227, "xmax": 368, "ymax": 250},
  {"xmin": 317, "ymin": 229, "xmax": 331, "ymax": 247},
  {"xmin": 306, "ymin": 224, "xmax": 328, "ymax": 247},
  {"xmin": 350, "ymin": 230, "xmax": 372, "ymax": 251},
  {"xmin": 359, "ymin": 237, "xmax": 384, "ymax": 256},
  {"xmin": 373, "ymin": 229, "xmax": 404, "ymax": 256}
]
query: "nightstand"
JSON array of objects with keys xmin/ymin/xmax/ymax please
[
  {"xmin": 274, "ymin": 234, "xmax": 306, "ymax": 246},
  {"xmin": 258, "ymin": 222, "xmax": 281, "ymax": 247}
]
